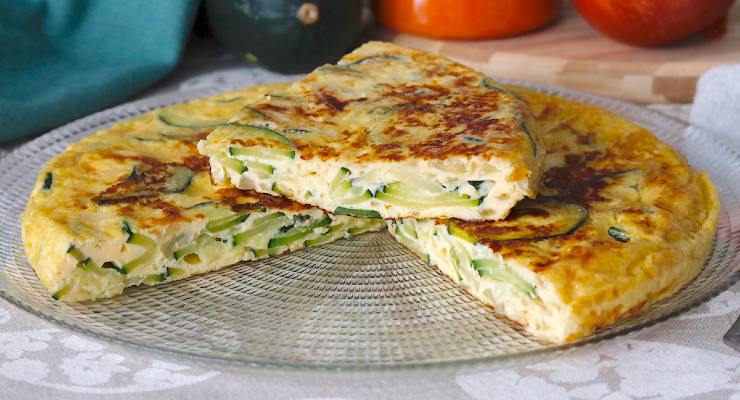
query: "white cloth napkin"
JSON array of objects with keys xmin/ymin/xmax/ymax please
[{"xmin": 690, "ymin": 64, "xmax": 740, "ymax": 152}]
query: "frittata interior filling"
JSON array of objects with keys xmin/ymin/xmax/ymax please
[
  {"xmin": 52, "ymin": 201, "xmax": 380, "ymax": 301},
  {"xmin": 206, "ymin": 142, "xmax": 531, "ymax": 221},
  {"xmin": 387, "ymin": 218, "xmax": 540, "ymax": 308}
]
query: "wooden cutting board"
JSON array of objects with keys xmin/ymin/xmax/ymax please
[{"xmin": 382, "ymin": 4, "xmax": 740, "ymax": 104}]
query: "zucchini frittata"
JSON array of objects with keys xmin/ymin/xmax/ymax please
[
  {"xmin": 388, "ymin": 86, "xmax": 719, "ymax": 343},
  {"xmin": 198, "ymin": 42, "xmax": 544, "ymax": 221},
  {"xmin": 22, "ymin": 84, "xmax": 382, "ymax": 301}
]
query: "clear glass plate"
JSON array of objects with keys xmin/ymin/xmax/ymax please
[{"xmin": 1, "ymin": 78, "xmax": 738, "ymax": 371}]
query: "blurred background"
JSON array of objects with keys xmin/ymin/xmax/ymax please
[{"xmin": 1, "ymin": 0, "xmax": 738, "ymax": 145}]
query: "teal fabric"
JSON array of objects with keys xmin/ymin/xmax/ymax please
[{"xmin": 0, "ymin": 0, "xmax": 200, "ymax": 143}]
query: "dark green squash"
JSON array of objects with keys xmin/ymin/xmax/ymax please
[{"xmin": 206, "ymin": 0, "xmax": 364, "ymax": 73}]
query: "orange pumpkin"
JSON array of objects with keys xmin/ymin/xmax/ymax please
[{"xmin": 375, "ymin": 0, "xmax": 562, "ymax": 40}]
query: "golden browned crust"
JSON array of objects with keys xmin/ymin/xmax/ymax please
[
  {"xmin": 22, "ymin": 83, "xmax": 390, "ymax": 302},
  {"xmin": 224, "ymin": 42, "xmax": 542, "ymax": 174},
  {"xmin": 216, "ymin": 188, "xmax": 313, "ymax": 213},
  {"xmin": 22, "ymin": 83, "xmax": 296, "ymax": 248},
  {"xmin": 439, "ymin": 86, "xmax": 719, "ymax": 341}
]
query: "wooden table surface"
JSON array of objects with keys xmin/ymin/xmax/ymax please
[{"xmin": 383, "ymin": 4, "xmax": 740, "ymax": 104}]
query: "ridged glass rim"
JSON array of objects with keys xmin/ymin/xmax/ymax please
[{"xmin": 0, "ymin": 77, "xmax": 738, "ymax": 373}]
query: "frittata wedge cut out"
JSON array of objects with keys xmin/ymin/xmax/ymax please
[{"xmin": 199, "ymin": 42, "xmax": 544, "ymax": 221}]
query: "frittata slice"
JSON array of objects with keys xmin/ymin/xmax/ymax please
[
  {"xmin": 388, "ymin": 86, "xmax": 719, "ymax": 343},
  {"xmin": 199, "ymin": 42, "xmax": 543, "ymax": 221},
  {"xmin": 22, "ymin": 84, "xmax": 382, "ymax": 301}
]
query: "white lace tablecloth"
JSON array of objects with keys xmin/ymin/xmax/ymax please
[{"xmin": 1, "ymin": 47, "xmax": 738, "ymax": 400}]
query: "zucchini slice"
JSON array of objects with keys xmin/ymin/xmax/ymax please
[
  {"xmin": 329, "ymin": 168, "xmax": 372, "ymax": 205},
  {"xmin": 391, "ymin": 222, "xmax": 420, "ymax": 256},
  {"xmin": 271, "ymin": 182, "xmax": 289, "ymax": 196},
  {"xmin": 186, "ymin": 201, "xmax": 215, "ymax": 209},
  {"xmin": 375, "ymin": 190, "xmax": 481, "ymax": 209},
  {"xmin": 348, "ymin": 221, "xmax": 380, "ymax": 236},
  {"xmin": 81, "ymin": 258, "xmax": 96, "ymax": 270},
  {"xmin": 101, "ymin": 262, "xmax": 122, "ymax": 273},
  {"xmin": 396, "ymin": 221, "xmax": 417, "ymax": 240},
  {"xmin": 233, "ymin": 212, "xmax": 290, "ymax": 246},
  {"xmin": 66, "ymin": 245, "xmax": 85, "ymax": 262},
  {"xmin": 210, "ymin": 97, "xmax": 242, "ymax": 103},
  {"xmin": 167, "ymin": 266, "xmax": 187, "ymax": 279},
  {"xmin": 305, "ymin": 225, "xmax": 344, "ymax": 247},
  {"xmin": 52, "ymin": 285, "xmax": 72, "ymax": 300},
  {"xmin": 472, "ymin": 259, "xmax": 536, "ymax": 298},
  {"xmin": 240, "ymin": 106, "xmax": 268, "ymax": 120},
  {"xmin": 94, "ymin": 163, "xmax": 194, "ymax": 204},
  {"xmin": 225, "ymin": 123, "xmax": 295, "ymax": 148},
  {"xmin": 381, "ymin": 182, "xmax": 471, "ymax": 201},
  {"xmin": 66, "ymin": 245, "xmax": 93, "ymax": 271},
  {"xmin": 608, "ymin": 226, "xmax": 630, "ymax": 243},
  {"xmin": 330, "ymin": 167, "xmax": 352, "ymax": 196},
  {"xmin": 206, "ymin": 213, "xmax": 250, "ymax": 233},
  {"xmin": 482, "ymin": 79, "xmax": 521, "ymax": 100},
  {"xmin": 227, "ymin": 148, "xmax": 277, "ymax": 175},
  {"xmin": 316, "ymin": 65, "xmax": 364, "ymax": 76},
  {"xmin": 42, "ymin": 172, "xmax": 53, "ymax": 190},
  {"xmin": 252, "ymin": 248, "xmax": 268, "ymax": 258},
  {"xmin": 158, "ymin": 110, "xmax": 227, "ymax": 128},
  {"xmin": 121, "ymin": 222, "xmax": 157, "ymax": 274},
  {"xmin": 222, "ymin": 158, "xmax": 245, "ymax": 174},
  {"xmin": 389, "ymin": 169, "xmax": 450, "ymax": 193},
  {"xmin": 452, "ymin": 197, "xmax": 587, "ymax": 242},
  {"xmin": 343, "ymin": 54, "xmax": 404, "ymax": 66},
  {"xmin": 164, "ymin": 166, "xmax": 194, "ymax": 193},
  {"xmin": 334, "ymin": 207, "xmax": 381, "ymax": 219},
  {"xmin": 450, "ymin": 246, "xmax": 466, "ymax": 283},
  {"xmin": 173, "ymin": 243, "xmax": 197, "ymax": 260},
  {"xmin": 447, "ymin": 223, "xmax": 477, "ymax": 244},
  {"xmin": 121, "ymin": 232, "xmax": 157, "ymax": 274},
  {"xmin": 228, "ymin": 146, "xmax": 295, "ymax": 160},
  {"xmin": 341, "ymin": 190, "xmax": 372, "ymax": 206},
  {"xmin": 159, "ymin": 132, "xmax": 211, "ymax": 142},
  {"xmin": 243, "ymin": 160, "xmax": 274, "ymax": 175},
  {"xmin": 268, "ymin": 216, "xmax": 332, "ymax": 248},
  {"xmin": 374, "ymin": 181, "xmax": 482, "ymax": 209},
  {"xmin": 143, "ymin": 272, "xmax": 168, "ymax": 285}
]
